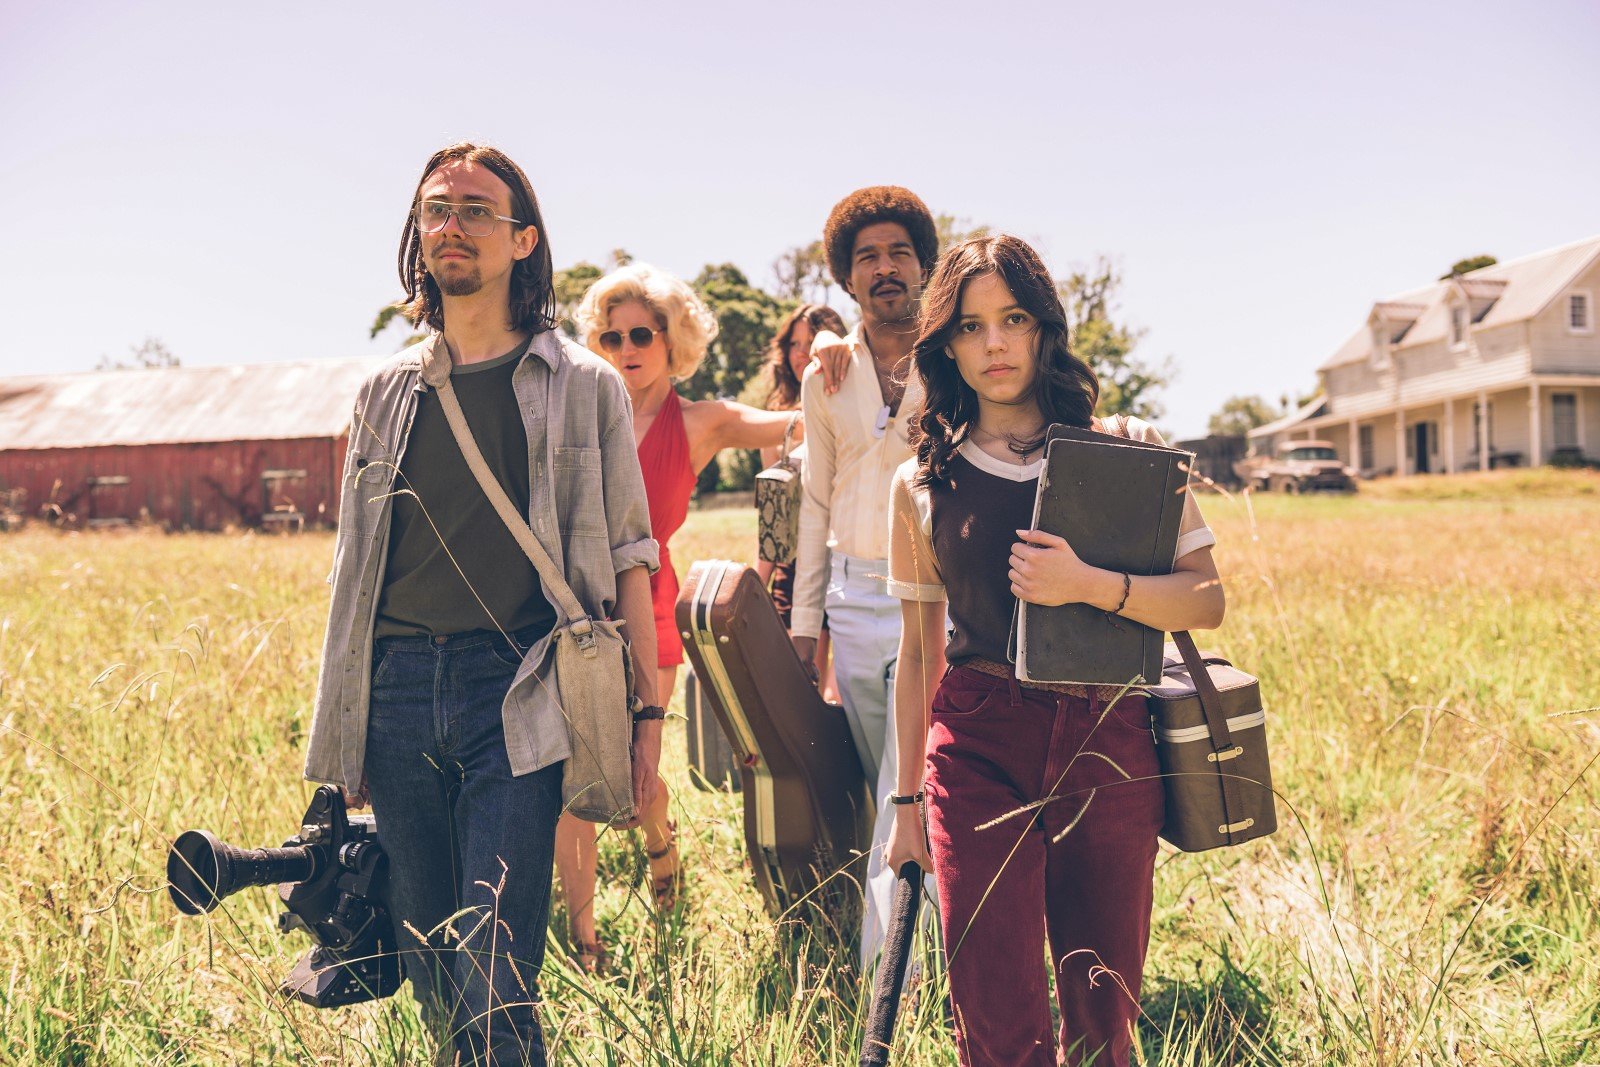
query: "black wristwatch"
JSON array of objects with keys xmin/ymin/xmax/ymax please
[{"xmin": 632, "ymin": 705, "xmax": 667, "ymax": 723}]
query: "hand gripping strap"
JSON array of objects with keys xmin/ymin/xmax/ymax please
[{"xmin": 434, "ymin": 375, "xmax": 591, "ymax": 638}]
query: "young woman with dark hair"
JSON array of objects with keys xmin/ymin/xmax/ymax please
[
  {"xmin": 763, "ymin": 303, "xmax": 850, "ymax": 413},
  {"xmin": 757, "ymin": 304, "xmax": 847, "ymax": 700},
  {"xmin": 884, "ymin": 235, "xmax": 1226, "ymax": 1066}
]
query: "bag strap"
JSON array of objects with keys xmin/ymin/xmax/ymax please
[
  {"xmin": 1172, "ymin": 629, "xmax": 1250, "ymax": 839},
  {"xmin": 779, "ymin": 410, "xmax": 801, "ymax": 462},
  {"xmin": 1171, "ymin": 630, "xmax": 1233, "ymax": 751},
  {"xmin": 434, "ymin": 375, "xmax": 592, "ymax": 638}
]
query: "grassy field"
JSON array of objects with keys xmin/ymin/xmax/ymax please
[{"xmin": 2, "ymin": 469, "xmax": 1598, "ymax": 1065}]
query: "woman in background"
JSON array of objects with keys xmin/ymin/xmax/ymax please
[
  {"xmin": 558, "ymin": 263, "xmax": 795, "ymax": 971},
  {"xmin": 757, "ymin": 303, "xmax": 847, "ymax": 700}
]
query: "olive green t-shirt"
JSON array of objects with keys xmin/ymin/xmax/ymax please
[{"xmin": 374, "ymin": 339, "xmax": 558, "ymax": 640}]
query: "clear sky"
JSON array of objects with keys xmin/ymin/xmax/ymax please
[{"xmin": 3, "ymin": 0, "xmax": 1597, "ymax": 438}]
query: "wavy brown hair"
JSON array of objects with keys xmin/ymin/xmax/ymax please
[
  {"xmin": 912, "ymin": 235, "xmax": 1099, "ymax": 487},
  {"xmin": 396, "ymin": 142, "xmax": 558, "ymax": 335},
  {"xmin": 763, "ymin": 304, "xmax": 849, "ymax": 410}
]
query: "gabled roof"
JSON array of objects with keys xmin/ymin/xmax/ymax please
[
  {"xmin": 0, "ymin": 356, "xmax": 385, "ymax": 450},
  {"xmin": 1247, "ymin": 394, "xmax": 1328, "ymax": 440},
  {"xmin": 1319, "ymin": 234, "xmax": 1600, "ymax": 370}
]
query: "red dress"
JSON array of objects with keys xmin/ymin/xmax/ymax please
[{"xmin": 639, "ymin": 390, "xmax": 696, "ymax": 668}]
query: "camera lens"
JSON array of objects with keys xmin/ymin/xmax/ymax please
[{"xmin": 168, "ymin": 830, "xmax": 319, "ymax": 915}]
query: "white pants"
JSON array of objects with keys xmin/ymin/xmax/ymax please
[{"xmin": 825, "ymin": 553, "xmax": 937, "ymax": 967}]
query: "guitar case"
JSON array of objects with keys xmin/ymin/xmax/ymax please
[{"xmin": 676, "ymin": 560, "xmax": 874, "ymax": 921}]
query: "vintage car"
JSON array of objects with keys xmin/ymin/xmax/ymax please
[{"xmin": 1234, "ymin": 439, "xmax": 1358, "ymax": 493}]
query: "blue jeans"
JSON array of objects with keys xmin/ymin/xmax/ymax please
[{"xmin": 365, "ymin": 625, "xmax": 561, "ymax": 1067}]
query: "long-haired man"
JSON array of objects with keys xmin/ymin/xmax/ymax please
[{"xmin": 303, "ymin": 143, "xmax": 661, "ymax": 1065}]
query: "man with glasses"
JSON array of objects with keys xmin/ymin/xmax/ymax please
[
  {"xmin": 303, "ymin": 142, "xmax": 661, "ymax": 1065},
  {"xmin": 791, "ymin": 186, "xmax": 940, "ymax": 965}
]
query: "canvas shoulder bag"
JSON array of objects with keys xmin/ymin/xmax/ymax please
[
  {"xmin": 754, "ymin": 411, "xmax": 803, "ymax": 564},
  {"xmin": 434, "ymin": 376, "xmax": 637, "ymax": 826}
]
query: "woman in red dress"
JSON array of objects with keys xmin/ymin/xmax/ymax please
[{"xmin": 556, "ymin": 263, "xmax": 797, "ymax": 970}]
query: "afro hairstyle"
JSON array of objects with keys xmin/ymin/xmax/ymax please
[{"xmin": 822, "ymin": 185, "xmax": 939, "ymax": 294}]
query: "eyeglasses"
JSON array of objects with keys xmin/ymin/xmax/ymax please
[
  {"xmin": 597, "ymin": 327, "xmax": 663, "ymax": 353},
  {"xmin": 415, "ymin": 200, "xmax": 523, "ymax": 238}
]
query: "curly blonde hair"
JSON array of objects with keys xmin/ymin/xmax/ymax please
[{"xmin": 574, "ymin": 263, "xmax": 720, "ymax": 381}]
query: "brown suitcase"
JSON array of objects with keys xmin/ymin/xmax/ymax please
[
  {"xmin": 676, "ymin": 560, "xmax": 874, "ymax": 921},
  {"xmin": 1145, "ymin": 632, "xmax": 1277, "ymax": 852},
  {"xmin": 684, "ymin": 671, "xmax": 741, "ymax": 792}
]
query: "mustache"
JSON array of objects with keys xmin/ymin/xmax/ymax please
[
  {"xmin": 428, "ymin": 242, "xmax": 475, "ymax": 259},
  {"xmin": 870, "ymin": 279, "xmax": 906, "ymax": 296}
]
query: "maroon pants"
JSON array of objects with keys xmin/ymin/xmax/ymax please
[{"xmin": 924, "ymin": 667, "xmax": 1164, "ymax": 1067}]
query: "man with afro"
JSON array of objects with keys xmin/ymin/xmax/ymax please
[{"xmin": 791, "ymin": 185, "xmax": 939, "ymax": 965}]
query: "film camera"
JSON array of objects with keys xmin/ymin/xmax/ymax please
[{"xmin": 167, "ymin": 785, "xmax": 402, "ymax": 1007}]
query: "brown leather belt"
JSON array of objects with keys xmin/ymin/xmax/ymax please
[{"xmin": 960, "ymin": 657, "xmax": 1131, "ymax": 701}]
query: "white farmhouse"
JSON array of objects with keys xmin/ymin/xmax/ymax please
[{"xmin": 1251, "ymin": 235, "xmax": 1600, "ymax": 475}]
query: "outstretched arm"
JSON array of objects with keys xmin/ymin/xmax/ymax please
[{"xmin": 690, "ymin": 401, "xmax": 796, "ymax": 474}]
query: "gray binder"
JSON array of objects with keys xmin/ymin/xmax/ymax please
[{"xmin": 1010, "ymin": 425, "xmax": 1194, "ymax": 686}]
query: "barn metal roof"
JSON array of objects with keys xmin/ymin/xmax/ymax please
[{"xmin": 0, "ymin": 356, "xmax": 386, "ymax": 450}]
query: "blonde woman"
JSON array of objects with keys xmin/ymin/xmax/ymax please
[{"xmin": 558, "ymin": 263, "xmax": 795, "ymax": 969}]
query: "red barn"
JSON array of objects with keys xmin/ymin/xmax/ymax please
[{"xmin": 0, "ymin": 357, "xmax": 383, "ymax": 531}]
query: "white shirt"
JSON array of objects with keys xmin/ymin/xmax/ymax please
[{"xmin": 791, "ymin": 325, "xmax": 924, "ymax": 638}]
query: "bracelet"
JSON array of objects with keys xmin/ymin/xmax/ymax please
[
  {"xmin": 888, "ymin": 791, "xmax": 924, "ymax": 805},
  {"xmin": 1111, "ymin": 572, "xmax": 1132, "ymax": 615},
  {"xmin": 632, "ymin": 705, "xmax": 667, "ymax": 723}
]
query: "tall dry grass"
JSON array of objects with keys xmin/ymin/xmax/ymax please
[{"xmin": 0, "ymin": 471, "xmax": 1596, "ymax": 1064}]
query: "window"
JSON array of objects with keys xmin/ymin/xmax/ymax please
[
  {"xmin": 1570, "ymin": 292, "xmax": 1593, "ymax": 333},
  {"xmin": 1358, "ymin": 425, "xmax": 1375, "ymax": 470},
  {"xmin": 1450, "ymin": 305, "xmax": 1469, "ymax": 348},
  {"xmin": 1552, "ymin": 393, "xmax": 1578, "ymax": 451},
  {"xmin": 1369, "ymin": 327, "xmax": 1390, "ymax": 370}
]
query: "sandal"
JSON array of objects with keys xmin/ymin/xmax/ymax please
[
  {"xmin": 571, "ymin": 939, "xmax": 609, "ymax": 977},
  {"xmin": 646, "ymin": 823, "xmax": 684, "ymax": 911}
]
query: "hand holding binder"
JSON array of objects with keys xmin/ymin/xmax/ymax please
[{"xmin": 1010, "ymin": 424, "xmax": 1196, "ymax": 686}]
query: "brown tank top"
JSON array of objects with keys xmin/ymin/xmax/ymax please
[{"xmin": 927, "ymin": 451, "xmax": 1038, "ymax": 666}]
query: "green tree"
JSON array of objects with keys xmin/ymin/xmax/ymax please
[
  {"xmin": 553, "ymin": 261, "xmax": 603, "ymax": 337},
  {"xmin": 772, "ymin": 240, "xmax": 833, "ymax": 304},
  {"xmin": 369, "ymin": 303, "xmax": 425, "ymax": 348},
  {"xmin": 96, "ymin": 336, "xmax": 179, "ymax": 370},
  {"xmin": 1440, "ymin": 254, "xmax": 1497, "ymax": 280},
  {"xmin": 685, "ymin": 263, "xmax": 792, "ymax": 401},
  {"xmin": 1056, "ymin": 257, "xmax": 1171, "ymax": 419},
  {"xmin": 687, "ymin": 263, "xmax": 794, "ymax": 492},
  {"xmin": 1207, "ymin": 395, "xmax": 1281, "ymax": 437},
  {"xmin": 935, "ymin": 214, "xmax": 990, "ymax": 252}
]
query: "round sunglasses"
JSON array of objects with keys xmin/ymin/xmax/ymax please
[{"xmin": 597, "ymin": 326, "xmax": 662, "ymax": 353}]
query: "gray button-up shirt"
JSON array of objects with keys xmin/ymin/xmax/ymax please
[{"xmin": 303, "ymin": 329, "xmax": 659, "ymax": 791}]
